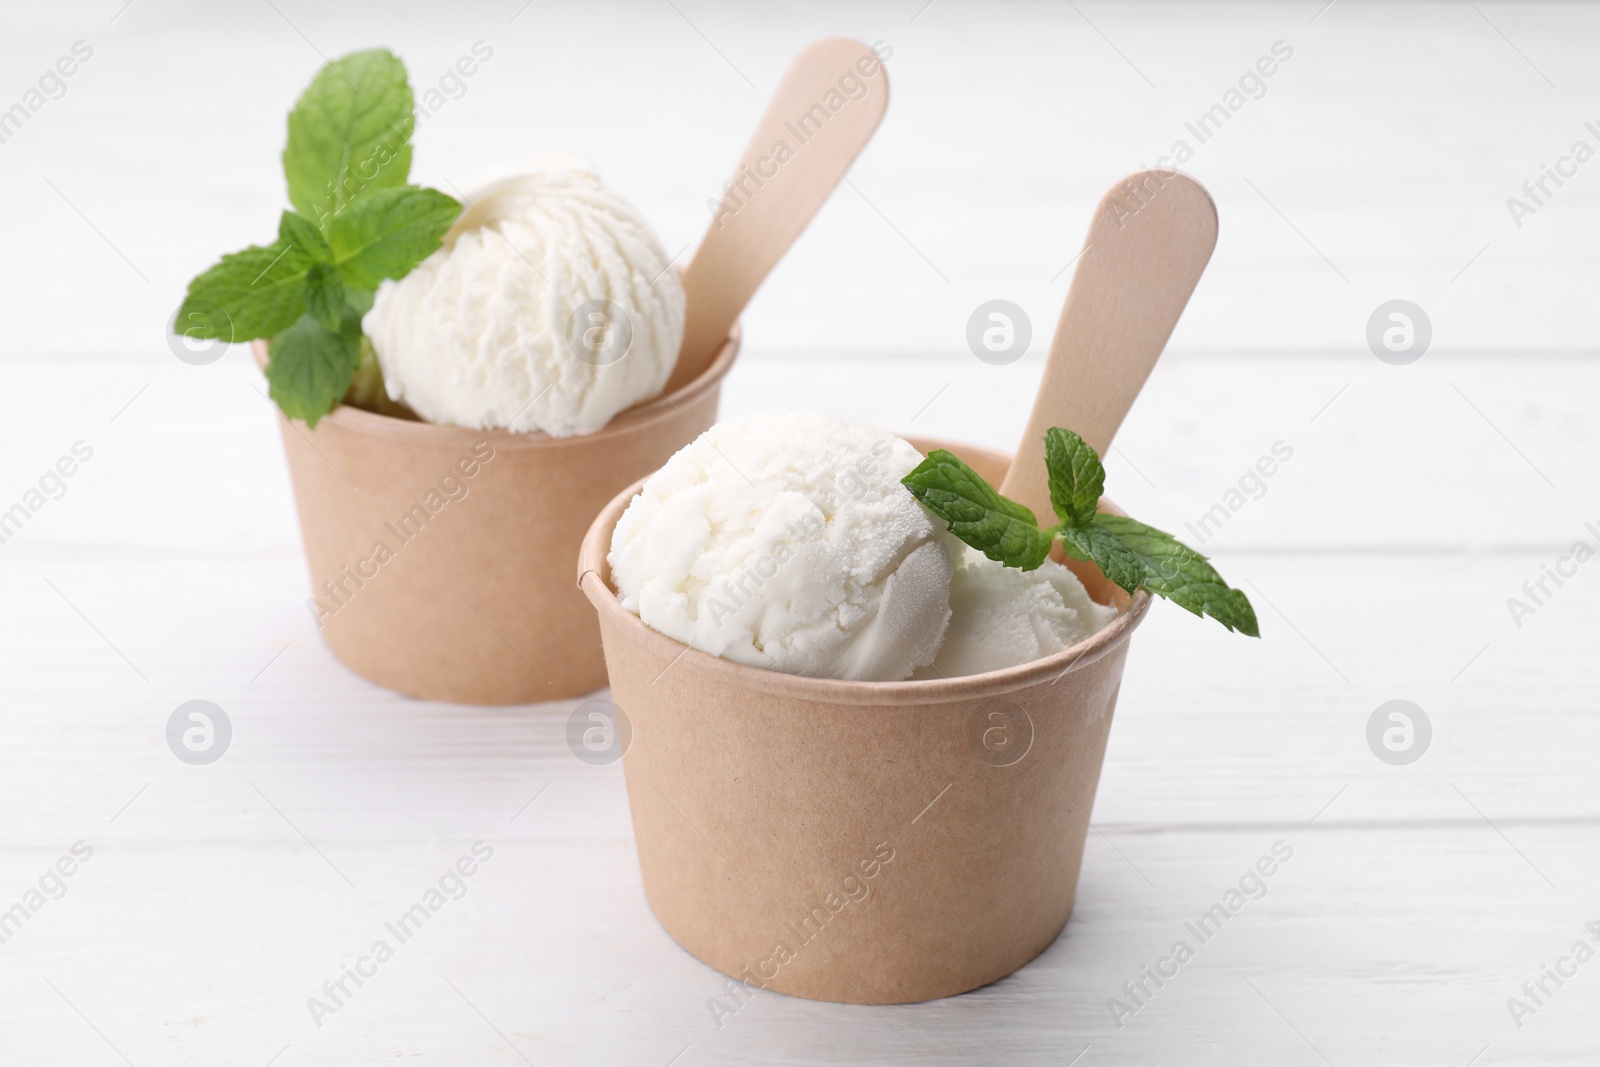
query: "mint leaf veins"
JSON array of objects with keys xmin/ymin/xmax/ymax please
[
  {"xmin": 326, "ymin": 184, "xmax": 461, "ymax": 289},
  {"xmin": 1044, "ymin": 425, "xmax": 1103, "ymax": 526},
  {"xmin": 1092, "ymin": 514, "xmax": 1258, "ymax": 635},
  {"xmin": 283, "ymin": 48, "xmax": 415, "ymax": 227},
  {"xmin": 901, "ymin": 450, "xmax": 1055, "ymax": 570},
  {"xmin": 176, "ymin": 240, "xmax": 311, "ymax": 341},
  {"xmin": 265, "ymin": 307, "xmax": 363, "ymax": 428}
]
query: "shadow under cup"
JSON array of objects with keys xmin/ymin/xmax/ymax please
[
  {"xmin": 257, "ymin": 330, "xmax": 740, "ymax": 704},
  {"xmin": 578, "ymin": 437, "xmax": 1152, "ymax": 1004}
]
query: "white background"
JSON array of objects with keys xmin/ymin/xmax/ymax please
[{"xmin": 1, "ymin": 1, "xmax": 1597, "ymax": 1064}]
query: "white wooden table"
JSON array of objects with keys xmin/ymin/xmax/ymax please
[{"xmin": 2, "ymin": 2, "xmax": 1597, "ymax": 1064}]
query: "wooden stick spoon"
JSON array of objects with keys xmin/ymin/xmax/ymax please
[
  {"xmin": 664, "ymin": 38, "xmax": 890, "ymax": 395},
  {"xmin": 998, "ymin": 170, "xmax": 1218, "ymax": 524}
]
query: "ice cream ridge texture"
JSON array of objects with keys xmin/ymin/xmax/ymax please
[
  {"xmin": 608, "ymin": 412, "xmax": 1117, "ymax": 681},
  {"xmin": 364, "ymin": 158, "xmax": 686, "ymax": 437}
]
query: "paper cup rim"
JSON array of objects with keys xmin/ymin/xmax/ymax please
[
  {"xmin": 248, "ymin": 324, "xmax": 740, "ymax": 450},
  {"xmin": 577, "ymin": 436, "xmax": 1152, "ymax": 707}
]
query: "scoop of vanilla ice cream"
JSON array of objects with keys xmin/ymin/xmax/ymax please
[
  {"xmin": 363, "ymin": 159, "xmax": 685, "ymax": 436},
  {"xmin": 913, "ymin": 546, "xmax": 1117, "ymax": 679},
  {"xmin": 608, "ymin": 412, "xmax": 953, "ymax": 681}
]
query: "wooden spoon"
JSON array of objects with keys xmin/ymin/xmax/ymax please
[
  {"xmin": 998, "ymin": 170, "xmax": 1218, "ymax": 523},
  {"xmin": 664, "ymin": 38, "xmax": 890, "ymax": 395}
]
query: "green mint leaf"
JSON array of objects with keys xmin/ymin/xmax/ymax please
[
  {"xmin": 304, "ymin": 262, "xmax": 345, "ymax": 330},
  {"xmin": 344, "ymin": 286, "xmax": 375, "ymax": 317},
  {"xmin": 279, "ymin": 210, "xmax": 332, "ymax": 263},
  {"xmin": 283, "ymin": 48, "xmax": 414, "ymax": 227},
  {"xmin": 902, "ymin": 450, "xmax": 1054, "ymax": 570},
  {"xmin": 264, "ymin": 309, "xmax": 362, "ymax": 427},
  {"xmin": 1094, "ymin": 514, "xmax": 1260, "ymax": 636},
  {"xmin": 177, "ymin": 240, "xmax": 310, "ymax": 341},
  {"xmin": 1060, "ymin": 522, "xmax": 1144, "ymax": 592},
  {"xmin": 1044, "ymin": 426, "xmax": 1105, "ymax": 526},
  {"xmin": 327, "ymin": 184, "xmax": 461, "ymax": 290}
]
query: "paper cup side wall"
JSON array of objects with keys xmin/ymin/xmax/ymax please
[
  {"xmin": 601, "ymin": 619, "xmax": 1133, "ymax": 1004},
  {"xmin": 264, "ymin": 333, "xmax": 737, "ymax": 704}
]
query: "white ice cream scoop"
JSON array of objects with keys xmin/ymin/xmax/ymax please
[
  {"xmin": 607, "ymin": 411, "xmax": 953, "ymax": 682},
  {"xmin": 363, "ymin": 158, "xmax": 685, "ymax": 437},
  {"xmin": 913, "ymin": 546, "xmax": 1116, "ymax": 680}
]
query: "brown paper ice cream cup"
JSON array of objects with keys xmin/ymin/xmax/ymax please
[
  {"xmin": 256, "ymin": 330, "xmax": 739, "ymax": 704},
  {"xmin": 577, "ymin": 436, "xmax": 1151, "ymax": 1003}
]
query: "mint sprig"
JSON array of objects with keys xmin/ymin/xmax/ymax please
[
  {"xmin": 174, "ymin": 48, "xmax": 460, "ymax": 427},
  {"xmin": 902, "ymin": 428, "xmax": 1259, "ymax": 636}
]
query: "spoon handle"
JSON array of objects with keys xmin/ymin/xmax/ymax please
[
  {"xmin": 998, "ymin": 170, "xmax": 1218, "ymax": 521},
  {"xmin": 666, "ymin": 38, "xmax": 891, "ymax": 395}
]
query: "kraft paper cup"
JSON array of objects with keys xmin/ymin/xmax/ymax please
[
  {"xmin": 255, "ymin": 330, "xmax": 739, "ymax": 704},
  {"xmin": 577, "ymin": 437, "xmax": 1151, "ymax": 1004}
]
